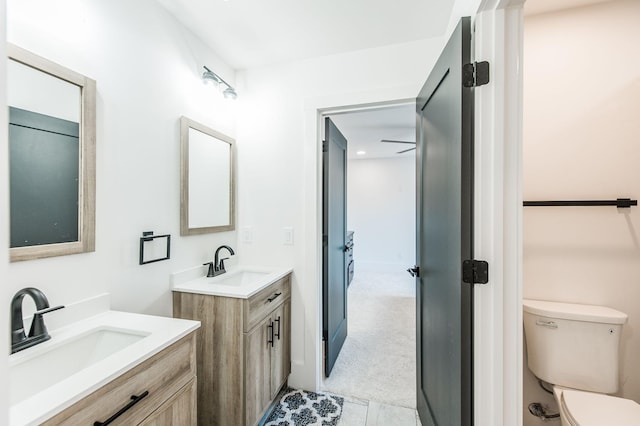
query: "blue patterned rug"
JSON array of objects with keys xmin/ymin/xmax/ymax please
[{"xmin": 264, "ymin": 387, "xmax": 344, "ymax": 426}]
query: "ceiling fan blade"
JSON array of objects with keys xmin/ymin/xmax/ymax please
[
  {"xmin": 381, "ymin": 139, "xmax": 416, "ymax": 145},
  {"xmin": 397, "ymin": 147, "xmax": 416, "ymax": 154}
]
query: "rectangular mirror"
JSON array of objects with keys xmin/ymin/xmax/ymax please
[
  {"xmin": 180, "ymin": 117, "xmax": 235, "ymax": 235},
  {"xmin": 8, "ymin": 44, "xmax": 96, "ymax": 262}
]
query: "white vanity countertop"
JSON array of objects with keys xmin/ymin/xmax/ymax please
[
  {"xmin": 9, "ymin": 310, "xmax": 200, "ymax": 426},
  {"xmin": 172, "ymin": 265, "xmax": 293, "ymax": 298}
]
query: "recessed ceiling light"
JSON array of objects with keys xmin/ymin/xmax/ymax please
[{"xmin": 356, "ymin": 151, "xmax": 366, "ymax": 155}]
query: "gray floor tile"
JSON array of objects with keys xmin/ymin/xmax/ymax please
[
  {"xmin": 365, "ymin": 401, "xmax": 418, "ymax": 426},
  {"xmin": 338, "ymin": 400, "xmax": 369, "ymax": 426}
]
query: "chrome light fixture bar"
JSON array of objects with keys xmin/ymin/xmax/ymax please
[{"xmin": 202, "ymin": 65, "xmax": 237, "ymax": 100}]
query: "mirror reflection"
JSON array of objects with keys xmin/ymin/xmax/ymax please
[
  {"xmin": 7, "ymin": 44, "xmax": 96, "ymax": 262},
  {"xmin": 180, "ymin": 117, "xmax": 235, "ymax": 235}
]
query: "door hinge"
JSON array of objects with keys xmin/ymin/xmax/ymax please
[
  {"xmin": 463, "ymin": 61, "xmax": 490, "ymax": 88},
  {"xmin": 322, "ymin": 329, "xmax": 328, "ymax": 341},
  {"xmin": 462, "ymin": 260, "xmax": 489, "ymax": 284},
  {"xmin": 322, "ymin": 140, "xmax": 328, "ymax": 152}
]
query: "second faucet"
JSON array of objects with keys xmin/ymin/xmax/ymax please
[{"xmin": 204, "ymin": 245, "xmax": 235, "ymax": 277}]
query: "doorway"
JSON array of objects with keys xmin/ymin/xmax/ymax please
[
  {"xmin": 306, "ymin": 9, "xmax": 528, "ymax": 423},
  {"xmin": 321, "ymin": 103, "xmax": 417, "ymax": 409},
  {"xmin": 521, "ymin": 0, "xmax": 640, "ymax": 424}
]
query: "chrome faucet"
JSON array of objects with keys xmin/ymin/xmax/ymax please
[
  {"xmin": 11, "ymin": 287, "xmax": 64, "ymax": 354},
  {"xmin": 203, "ymin": 245, "xmax": 235, "ymax": 277}
]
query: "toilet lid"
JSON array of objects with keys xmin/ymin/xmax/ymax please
[{"xmin": 562, "ymin": 389, "xmax": 640, "ymax": 426}]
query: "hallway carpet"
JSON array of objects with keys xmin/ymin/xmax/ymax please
[{"xmin": 321, "ymin": 267, "xmax": 416, "ymax": 409}]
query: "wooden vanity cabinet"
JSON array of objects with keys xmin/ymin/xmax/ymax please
[
  {"xmin": 140, "ymin": 378, "xmax": 197, "ymax": 425},
  {"xmin": 245, "ymin": 301, "xmax": 291, "ymax": 424},
  {"xmin": 173, "ymin": 274, "xmax": 291, "ymax": 426},
  {"xmin": 270, "ymin": 302, "xmax": 290, "ymax": 398},
  {"xmin": 42, "ymin": 332, "xmax": 197, "ymax": 426}
]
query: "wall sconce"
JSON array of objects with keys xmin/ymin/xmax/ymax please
[{"xmin": 202, "ymin": 65, "xmax": 237, "ymax": 100}]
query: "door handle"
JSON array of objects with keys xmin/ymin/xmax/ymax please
[
  {"xmin": 266, "ymin": 292, "xmax": 282, "ymax": 303},
  {"xmin": 407, "ymin": 266, "xmax": 420, "ymax": 278},
  {"xmin": 274, "ymin": 316, "xmax": 281, "ymax": 339},
  {"xmin": 267, "ymin": 322, "xmax": 274, "ymax": 347},
  {"xmin": 93, "ymin": 391, "xmax": 149, "ymax": 425}
]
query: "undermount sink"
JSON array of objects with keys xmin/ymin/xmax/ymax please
[
  {"xmin": 9, "ymin": 327, "xmax": 148, "ymax": 405},
  {"xmin": 172, "ymin": 265, "xmax": 293, "ymax": 299},
  {"xmin": 208, "ymin": 269, "xmax": 269, "ymax": 287}
]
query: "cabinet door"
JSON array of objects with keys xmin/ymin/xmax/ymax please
[
  {"xmin": 245, "ymin": 316, "xmax": 272, "ymax": 426},
  {"xmin": 139, "ymin": 378, "xmax": 196, "ymax": 426},
  {"xmin": 270, "ymin": 302, "xmax": 291, "ymax": 398}
]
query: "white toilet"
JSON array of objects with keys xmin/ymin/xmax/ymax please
[{"xmin": 523, "ymin": 299, "xmax": 640, "ymax": 425}]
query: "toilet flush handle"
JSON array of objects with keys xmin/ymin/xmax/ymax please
[{"xmin": 536, "ymin": 319, "xmax": 558, "ymax": 329}]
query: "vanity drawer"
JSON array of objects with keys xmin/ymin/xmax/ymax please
[
  {"xmin": 42, "ymin": 332, "xmax": 196, "ymax": 426},
  {"xmin": 244, "ymin": 276, "xmax": 291, "ymax": 332}
]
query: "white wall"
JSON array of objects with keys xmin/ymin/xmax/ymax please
[
  {"xmin": 523, "ymin": 1, "xmax": 640, "ymax": 423},
  {"xmin": 1, "ymin": 0, "xmax": 10, "ymax": 422},
  {"xmin": 2, "ymin": 0, "xmax": 484, "ymax": 410},
  {"xmin": 6, "ymin": 0, "xmax": 238, "ymax": 317},
  {"xmin": 236, "ymin": 36, "xmax": 445, "ymax": 390},
  {"xmin": 347, "ymin": 156, "xmax": 415, "ymax": 272}
]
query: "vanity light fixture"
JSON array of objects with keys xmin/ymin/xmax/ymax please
[
  {"xmin": 202, "ymin": 65, "xmax": 237, "ymax": 100},
  {"xmin": 356, "ymin": 150, "xmax": 366, "ymax": 155}
]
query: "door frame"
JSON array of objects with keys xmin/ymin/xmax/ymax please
[
  {"xmin": 303, "ymin": 2, "xmax": 525, "ymax": 424},
  {"xmin": 472, "ymin": 1, "xmax": 525, "ymax": 424},
  {"xmin": 0, "ymin": 0, "xmax": 9, "ymax": 423},
  {"xmin": 301, "ymin": 89, "xmax": 418, "ymax": 389}
]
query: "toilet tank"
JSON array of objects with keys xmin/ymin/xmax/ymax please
[{"xmin": 523, "ymin": 299, "xmax": 627, "ymax": 393}]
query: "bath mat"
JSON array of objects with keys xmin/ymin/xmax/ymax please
[{"xmin": 264, "ymin": 387, "xmax": 344, "ymax": 426}]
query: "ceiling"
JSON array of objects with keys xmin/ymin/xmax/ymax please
[
  {"xmin": 324, "ymin": 0, "xmax": 615, "ymax": 162},
  {"xmin": 328, "ymin": 104, "xmax": 416, "ymax": 160},
  {"xmin": 155, "ymin": 0, "xmax": 455, "ymax": 70},
  {"xmin": 154, "ymin": 0, "xmax": 610, "ymax": 161},
  {"xmin": 524, "ymin": 0, "xmax": 618, "ymax": 16}
]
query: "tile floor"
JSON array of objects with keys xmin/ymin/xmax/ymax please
[{"xmin": 338, "ymin": 396, "xmax": 422, "ymax": 426}]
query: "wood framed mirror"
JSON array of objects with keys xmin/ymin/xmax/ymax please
[
  {"xmin": 8, "ymin": 44, "xmax": 96, "ymax": 262},
  {"xmin": 180, "ymin": 117, "xmax": 235, "ymax": 235}
]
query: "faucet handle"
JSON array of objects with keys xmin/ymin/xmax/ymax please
[
  {"xmin": 203, "ymin": 262, "xmax": 215, "ymax": 277},
  {"xmin": 218, "ymin": 257, "xmax": 230, "ymax": 271},
  {"xmin": 33, "ymin": 305, "xmax": 65, "ymax": 316},
  {"xmin": 28, "ymin": 305, "xmax": 64, "ymax": 339}
]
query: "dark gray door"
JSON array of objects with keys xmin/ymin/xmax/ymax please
[
  {"xmin": 322, "ymin": 117, "xmax": 348, "ymax": 377},
  {"xmin": 415, "ymin": 17, "xmax": 474, "ymax": 426},
  {"xmin": 9, "ymin": 107, "xmax": 80, "ymax": 248}
]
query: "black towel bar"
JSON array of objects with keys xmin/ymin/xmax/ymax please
[{"xmin": 523, "ymin": 198, "xmax": 637, "ymax": 208}]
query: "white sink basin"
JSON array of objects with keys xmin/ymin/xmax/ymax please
[
  {"xmin": 173, "ymin": 266, "xmax": 293, "ymax": 299},
  {"xmin": 208, "ymin": 270, "xmax": 269, "ymax": 287},
  {"xmin": 9, "ymin": 327, "xmax": 148, "ymax": 405}
]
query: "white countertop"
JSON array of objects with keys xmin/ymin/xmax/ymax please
[
  {"xmin": 9, "ymin": 310, "xmax": 200, "ymax": 426},
  {"xmin": 171, "ymin": 265, "xmax": 293, "ymax": 298}
]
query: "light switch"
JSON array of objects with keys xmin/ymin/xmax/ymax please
[
  {"xmin": 241, "ymin": 226, "xmax": 253, "ymax": 243},
  {"xmin": 283, "ymin": 227, "xmax": 294, "ymax": 245}
]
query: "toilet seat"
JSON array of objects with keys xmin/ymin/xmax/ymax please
[{"xmin": 556, "ymin": 388, "xmax": 640, "ymax": 426}]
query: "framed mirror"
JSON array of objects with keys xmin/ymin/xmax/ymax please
[
  {"xmin": 8, "ymin": 44, "xmax": 96, "ymax": 262},
  {"xmin": 180, "ymin": 117, "xmax": 235, "ymax": 235}
]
